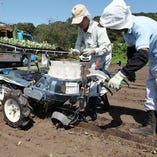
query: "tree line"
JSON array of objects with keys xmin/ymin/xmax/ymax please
[
  {"xmin": 11, "ymin": 12, "xmax": 157, "ymax": 52},
  {"xmin": 8, "ymin": 12, "xmax": 156, "ymax": 63}
]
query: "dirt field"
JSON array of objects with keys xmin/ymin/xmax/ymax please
[{"xmin": 0, "ymin": 64, "xmax": 157, "ymax": 157}]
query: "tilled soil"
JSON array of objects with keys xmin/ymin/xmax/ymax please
[{"xmin": 1, "ymin": 65, "xmax": 157, "ymax": 157}]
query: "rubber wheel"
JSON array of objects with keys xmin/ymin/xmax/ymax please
[
  {"xmin": 2, "ymin": 90, "xmax": 31, "ymax": 128},
  {"xmin": 51, "ymin": 110, "xmax": 79, "ymax": 128}
]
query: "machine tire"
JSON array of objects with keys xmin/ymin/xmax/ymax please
[
  {"xmin": 2, "ymin": 90, "xmax": 31, "ymax": 128},
  {"xmin": 51, "ymin": 109, "xmax": 79, "ymax": 128}
]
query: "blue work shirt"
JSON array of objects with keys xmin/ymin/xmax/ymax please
[{"xmin": 123, "ymin": 15, "xmax": 157, "ymax": 65}]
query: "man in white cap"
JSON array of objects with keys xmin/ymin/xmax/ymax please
[
  {"xmin": 71, "ymin": 4, "xmax": 112, "ymax": 120},
  {"xmin": 99, "ymin": 0, "xmax": 157, "ymax": 136}
]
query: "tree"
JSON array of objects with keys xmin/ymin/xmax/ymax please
[
  {"xmin": 47, "ymin": 21, "xmax": 77, "ymax": 49},
  {"xmin": 33, "ymin": 24, "xmax": 50, "ymax": 42},
  {"xmin": 14, "ymin": 23, "xmax": 36, "ymax": 35}
]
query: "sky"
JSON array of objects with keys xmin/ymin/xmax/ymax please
[{"xmin": 0, "ymin": 0, "xmax": 157, "ymax": 26}]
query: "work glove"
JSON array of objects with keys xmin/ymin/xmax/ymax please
[
  {"xmin": 127, "ymin": 71, "xmax": 136, "ymax": 82},
  {"xmin": 82, "ymin": 48, "xmax": 95, "ymax": 57},
  {"xmin": 108, "ymin": 71, "xmax": 126, "ymax": 90},
  {"xmin": 69, "ymin": 48, "xmax": 80, "ymax": 55}
]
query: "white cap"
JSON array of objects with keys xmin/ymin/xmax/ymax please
[
  {"xmin": 71, "ymin": 4, "xmax": 91, "ymax": 24},
  {"xmin": 99, "ymin": 0, "xmax": 133, "ymax": 30}
]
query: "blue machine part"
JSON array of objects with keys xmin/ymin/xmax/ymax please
[
  {"xmin": 30, "ymin": 54, "xmax": 36, "ymax": 62},
  {"xmin": 17, "ymin": 32, "xmax": 34, "ymax": 41}
]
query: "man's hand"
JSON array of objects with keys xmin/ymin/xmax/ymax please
[
  {"xmin": 82, "ymin": 48, "xmax": 95, "ymax": 57},
  {"xmin": 108, "ymin": 71, "xmax": 126, "ymax": 90},
  {"xmin": 69, "ymin": 48, "xmax": 80, "ymax": 55}
]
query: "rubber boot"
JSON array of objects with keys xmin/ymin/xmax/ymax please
[
  {"xmin": 84, "ymin": 97, "xmax": 99, "ymax": 121},
  {"xmin": 100, "ymin": 94, "xmax": 110, "ymax": 111},
  {"xmin": 129, "ymin": 110, "xmax": 156, "ymax": 136}
]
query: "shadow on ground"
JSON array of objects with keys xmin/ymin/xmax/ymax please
[{"xmin": 98, "ymin": 104, "xmax": 147, "ymax": 130}]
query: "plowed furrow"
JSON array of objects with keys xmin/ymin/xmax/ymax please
[{"xmin": 73, "ymin": 120, "xmax": 157, "ymax": 152}]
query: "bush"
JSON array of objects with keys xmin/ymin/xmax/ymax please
[{"xmin": 112, "ymin": 42, "xmax": 127, "ymax": 64}]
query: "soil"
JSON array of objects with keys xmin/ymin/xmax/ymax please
[{"xmin": 1, "ymin": 64, "xmax": 157, "ymax": 157}]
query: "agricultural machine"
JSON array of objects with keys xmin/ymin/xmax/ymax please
[{"xmin": 0, "ymin": 35, "xmax": 114, "ymax": 129}]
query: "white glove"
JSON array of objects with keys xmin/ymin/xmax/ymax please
[
  {"xmin": 108, "ymin": 71, "xmax": 126, "ymax": 90},
  {"xmin": 69, "ymin": 48, "xmax": 80, "ymax": 55},
  {"xmin": 82, "ymin": 48, "xmax": 95, "ymax": 57}
]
